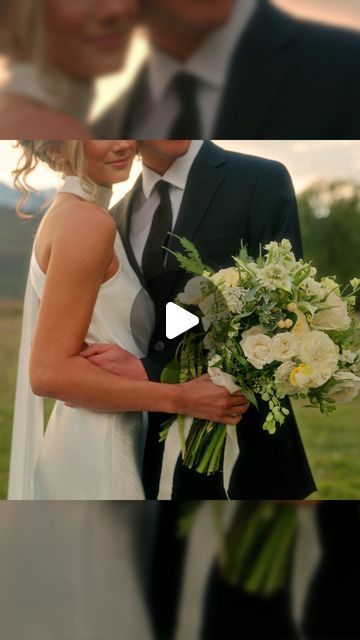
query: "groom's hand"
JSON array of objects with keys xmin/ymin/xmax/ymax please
[{"xmin": 80, "ymin": 343, "xmax": 148, "ymax": 381}]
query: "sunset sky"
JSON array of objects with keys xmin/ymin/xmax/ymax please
[{"xmin": 1, "ymin": 141, "xmax": 360, "ymax": 204}]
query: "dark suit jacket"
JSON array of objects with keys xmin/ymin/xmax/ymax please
[
  {"xmin": 111, "ymin": 141, "xmax": 316, "ymax": 500},
  {"xmin": 94, "ymin": 0, "xmax": 360, "ymax": 139}
]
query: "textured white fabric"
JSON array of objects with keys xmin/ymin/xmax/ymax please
[
  {"xmin": 0, "ymin": 62, "xmax": 93, "ymax": 120},
  {"xmin": 0, "ymin": 502, "xmax": 153, "ymax": 639},
  {"xmin": 8, "ymin": 179, "xmax": 155, "ymax": 499},
  {"xmin": 58, "ymin": 175, "xmax": 113, "ymax": 210}
]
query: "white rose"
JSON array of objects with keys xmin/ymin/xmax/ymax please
[
  {"xmin": 291, "ymin": 310, "xmax": 310, "ymax": 339},
  {"xmin": 178, "ymin": 276, "xmax": 207, "ymax": 305},
  {"xmin": 312, "ymin": 292, "xmax": 351, "ymax": 331},
  {"xmin": 275, "ymin": 361, "xmax": 297, "ymax": 396},
  {"xmin": 272, "ymin": 332, "xmax": 299, "ymax": 362},
  {"xmin": 210, "ymin": 267, "xmax": 239, "ymax": 288},
  {"xmin": 240, "ymin": 334, "xmax": 274, "ymax": 370},
  {"xmin": 327, "ymin": 371, "xmax": 360, "ymax": 404},
  {"xmin": 241, "ymin": 325, "xmax": 267, "ymax": 339},
  {"xmin": 299, "ymin": 330, "xmax": 339, "ymax": 387}
]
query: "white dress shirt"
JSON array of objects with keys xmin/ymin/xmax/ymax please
[
  {"xmin": 128, "ymin": 0, "xmax": 258, "ymax": 138},
  {"xmin": 129, "ymin": 140, "xmax": 204, "ymax": 267}
]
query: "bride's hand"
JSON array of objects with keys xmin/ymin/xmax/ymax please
[
  {"xmin": 179, "ymin": 374, "xmax": 250, "ymax": 425},
  {"xmin": 80, "ymin": 343, "xmax": 148, "ymax": 381}
]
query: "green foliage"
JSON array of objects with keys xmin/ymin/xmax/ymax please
[
  {"xmin": 298, "ymin": 181, "xmax": 360, "ymax": 296},
  {"xmin": 165, "ymin": 233, "xmax": 211, "ymax": 276}
]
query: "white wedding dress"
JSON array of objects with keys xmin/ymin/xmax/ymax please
[
  {"xmin": 8, "ymin": 177, "xmax": 155, "ymax": 500},
  {"xmin": 0, "ymin": 502, "xmax": 154, "ymax": 639},
  {"xmin": 0, "ymin": 62, "xmax": 93, "ymax": 121}
]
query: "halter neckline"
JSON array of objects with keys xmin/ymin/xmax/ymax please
[
  {"xmin": 1, "ymin": 62, "xmax": 93, "ymax": 121},
  {"xmin": 58, "ymin": 175, "xmax": 113, "ymax": 210}
]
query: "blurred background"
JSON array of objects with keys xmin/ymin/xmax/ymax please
[
  {"xmin": 0, "ymin": 139, "xmax": 359, "ymax": 500},
  {"xmin": 0, "ymin": 500, "xmax": 358, "ymax": 639}
]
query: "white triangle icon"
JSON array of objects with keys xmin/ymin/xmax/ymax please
[{"xmin": 166, "ymin": 302, "xmax": 200, "ymax": 339}]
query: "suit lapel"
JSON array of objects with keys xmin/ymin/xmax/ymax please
[
  {"xmin": 110, "ymin": 176, "xmax": 146, "ymax": 286},
  {"xmin": 164, "ymin": 141, "xmax": 227, "ymax": 300},
  {"xmin": 214, "ymin": 1, "xmax": 300, "ymax": 137}
]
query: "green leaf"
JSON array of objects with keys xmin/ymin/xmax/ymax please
[
  {"xmin": 161, "ymin": 358, "xmax": 180, "ymax": 384},
  {"xmin": 240, "ymin": 382, "xmax": 259, "ymax": 411}
]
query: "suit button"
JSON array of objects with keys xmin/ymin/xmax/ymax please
[{"xmin": 154, "ymin": 340, "xmax": 165, "ymax": 351}]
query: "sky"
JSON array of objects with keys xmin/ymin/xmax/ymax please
[{"xmin": 1, "ymin": 141, "xmax": 360, "ymax": 204}]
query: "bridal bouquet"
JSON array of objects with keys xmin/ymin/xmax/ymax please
[
  {"xmin": 160, "ymin": 237, "xmax": 360, "ymax": 483},
  {"xmin": 179, "ymin": 500, "xmax": 298, "ymax": 597}
]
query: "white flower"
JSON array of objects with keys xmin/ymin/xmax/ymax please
[
  {"xmin": 257, "ymin": 263, "xmax": 292, "ymax": 292},
  {"xmin": 327, "ymin": 371, "xmax": 360, "ymax": 404},
  {"xmin": 198, "ymin": 293, "xmax": 215, "ymax": 315},
  {"xmin": 298, "ymin": 330, "xmax": 339, "ymax": 387},
  {"xmin": 272, "ymin": 332, "xmax": 299, "ymax": 362},
  {"xmin": 290, "ymin": 363, "xmax": 316, "ymax": 390},
  {"xmin": 210, "ymin": 267, "xmax": 239, "ymax": 288},
  {"xmin": 340, "ymin": 349, "xmax": 358, "ymax": 365},
  {"xmin": 178, "ymin": 276, "xmax": 207, "ymax": 305},
  {"xmin": 223, "ymin": 286, "xmax": 246, "ymax": 313},
  {"xmin": 321, "ymin": 277, "xmax": 340, "ymax": 295},
  {"xmin": 291, "ymin": 310, "xmax": 310, "ymax": 338},
  {"xmin": 264, "ymin": 239, "xmax": 296, "ymax": 266},
  {"xmin": 299, "ymin": 277, "xmax": 324, "ymax": 298},
  {"xmin": 312, "ymin": 292, "xmax": 351, "ymax": 331},
  {"xmin": 275, "ymin": 361, "xmax": 297, "ymax": 396},
  {"xmin": 350, "ymin": 277, "xmax": 360, "ymax": 290},
  {"xmin": 241, "ymin": 325, "xmax": 267, "ymax": 339},
  {"xmin": 240, "ymin": 334, "xmax": 275, "ymax": 370}
]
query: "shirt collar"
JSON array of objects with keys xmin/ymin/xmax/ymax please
[
  {"xmin": 148, "ymin": 0, "xmax": 258, "ymax": 103},
  {"xmin": 142, "ymin": 140, "xmax": 204, "ymax": 199}
]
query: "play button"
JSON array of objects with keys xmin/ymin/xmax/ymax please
[{"xmin": 165, "ymin": 302, "xmax": 200, "ymax": 339}]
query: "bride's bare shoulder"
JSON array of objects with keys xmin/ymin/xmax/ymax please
[
  {"xmin": 0, "ymin": 94, "xmax": 89, "ymax": 138},
  {"xmin": 48, "ymin": 198, "xmax": 116, "ymax": 241}
]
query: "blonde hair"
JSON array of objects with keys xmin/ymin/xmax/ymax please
[
  {"xmin": 13, "ymin": 140, "xmax": 100, "ymax": 218},
  {"xmin": 0, "ymin": 0, "xmax": 44, "ymax": 61}
]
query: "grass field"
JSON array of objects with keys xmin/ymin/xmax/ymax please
[{"xmin": 0, "ymin": 300, "xmax": 359, "ymax": 500}]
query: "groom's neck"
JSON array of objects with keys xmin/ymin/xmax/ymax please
[
  {"xmin": 148, "ymin": 27, "xmax": 209, "ymax": 62},
  {"xmin": 141, "ymin": 158, "xmax": 174, "ymax": 175}
]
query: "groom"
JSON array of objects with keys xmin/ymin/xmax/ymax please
[
  {"xmin": 93, "ymin": 0, "xmax": 360, "ymax": 138},
  {"xmin": 83, "ymin": 139, "xmax": 316, "ymax": 500}
]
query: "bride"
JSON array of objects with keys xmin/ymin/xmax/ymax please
[
  {"xmin": 8, "ymin": 140, "xmax": 247, "ymax": 500},
  {"xmin": 0, "ymin": 0, "xmax": 139, "ymax": 137}
]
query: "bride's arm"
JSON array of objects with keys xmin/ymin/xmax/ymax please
[{"xmin": 30, "ymin": 204, "xmax": 247, "ymax": 424}]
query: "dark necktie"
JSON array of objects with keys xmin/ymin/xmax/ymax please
[
  {"xmin": 141, "ymin": 180, "xmax": 173, "ymax": 287},
  {"xmin": 147, "ymin": 503, "xmax": 188, "ymax": 640},
  {"xmin": 169, "ymin": 72, "xmax": 202, "ymax": 139}
]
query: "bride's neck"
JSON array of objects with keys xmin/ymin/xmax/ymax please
[{"xmin": 2, "ymin": 61, "xmax": 95, "ymax": 120}]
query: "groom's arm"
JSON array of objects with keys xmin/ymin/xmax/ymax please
[{"xmin": 246, "ymin": 161, "xmax": 303, "ymax": 260}]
